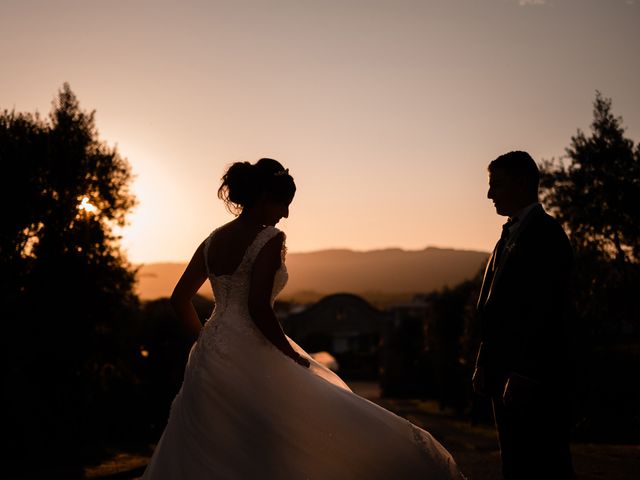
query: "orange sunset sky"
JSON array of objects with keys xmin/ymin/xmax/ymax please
[{"xmin": 2, "ymin": 0, "xmax": 639, "ymax": 263}]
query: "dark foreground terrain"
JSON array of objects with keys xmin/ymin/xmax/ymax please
[{"xmin": 28, "ymin": 381, "xmax": 640, "ymax": 480}]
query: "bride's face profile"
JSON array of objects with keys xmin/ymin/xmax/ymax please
[
  {"xmin": 261, "ymin": 198, "xmax": 290, "ymax": 226},
  {"xmin": 240, "ymin": 193, "xmax": 292, "ymax": 227}
]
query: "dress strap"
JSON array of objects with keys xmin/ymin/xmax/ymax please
[
  {"xmin": 202, "ymin": 228, "xmax": 218, "ymax": 276},
  {"xmin": 244, "ymin": 226, "xmax": 285, "ymax": 267},
  {"xmin": 202, "ymin": 226, "xmax": 285, "ymax": 277}
]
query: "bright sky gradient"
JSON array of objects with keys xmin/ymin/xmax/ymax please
[{"xmin": 2, "ymin": 0, "xmax": 639, "ymax": 263}]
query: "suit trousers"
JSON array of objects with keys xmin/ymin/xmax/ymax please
[{"xmin": 492, "ymin": 395, "xmax": 575, "ymax": 479}]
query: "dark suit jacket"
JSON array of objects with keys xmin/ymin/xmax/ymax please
[{"xmin": 475, "ymin": 205, "xmax": 574, "ymax": 396}]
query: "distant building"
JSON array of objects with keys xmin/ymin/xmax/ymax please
[
  {"xmin": 283, "ymin": 293, "xmax": 391, "ymax": 379},
  {"xmin": 380, "ymin": 298, "xmax": 433, "ymax": 396}
]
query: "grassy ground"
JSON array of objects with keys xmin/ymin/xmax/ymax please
[
  {"xmin": 372, "ymin": 396, "xmax": 640, "ymax": 480},
  {"xmin": 71, "ymin": 381, "xmax": 640, "ymax": 479},
  {"xmin": 352, "ymin": 381, "xmax": 640, "ymax": 480}
]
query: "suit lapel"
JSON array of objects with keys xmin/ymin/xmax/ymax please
[
  {"xmin": 482, "ymin": 204, "xmax": 544, "ymax": 307},
  {"xmin": 477, "ymin": 242, "xmax": 499, "ymax": 310}
]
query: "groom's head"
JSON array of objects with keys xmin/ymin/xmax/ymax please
[{"xmin": 487, "ymin": 151, "xmax": 539, "ymax": 217}]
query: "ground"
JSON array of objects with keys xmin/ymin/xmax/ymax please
[{"xmin": 74, "ymin": 381, "xmax": 640, "ymax": 479}]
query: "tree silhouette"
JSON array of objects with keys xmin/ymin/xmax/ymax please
[
  {"xmin": 0, "ymin": 84, "xmax": 138, "ymax": 470},
  {"xmin": 539, "ymin": 92, "xmax": 640, "ymax": 441},
  {"xmin": 539, "ymin": 92, "xmax": 640, "ymax": 335},
  {"xmin": 540, "ymin": 91, "xmax": 640, "ymax": 264}
]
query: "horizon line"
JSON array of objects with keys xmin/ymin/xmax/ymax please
[{"xmin": 131, "ymin": 244, "xmax": 491, "ymax": 265}]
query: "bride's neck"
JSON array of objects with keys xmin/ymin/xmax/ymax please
[{"xmin": 237, "ymin": 209, "xmax": 265, "ymax": 228}]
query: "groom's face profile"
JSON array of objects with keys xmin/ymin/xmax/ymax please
[{"xmin": 488, "ymin": 168, "xmax": 522, "ymax": 217}]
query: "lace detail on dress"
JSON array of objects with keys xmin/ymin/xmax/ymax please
[
  {"xmin": 193, "ymin": 226, "xmax": 288, "ymax": 362},
  {"xmin": 410, "ymin": 421, "xmax": 429, "ymax": 451}
]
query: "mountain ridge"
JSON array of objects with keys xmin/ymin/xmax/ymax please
[{"xmin": 135, "ymin": 246, "xmax": 489, "ymax": 303}]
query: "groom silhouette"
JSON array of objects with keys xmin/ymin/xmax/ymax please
[{"xmin": 472, "ymin": 151, "xmax": 575, "ymax": 479}]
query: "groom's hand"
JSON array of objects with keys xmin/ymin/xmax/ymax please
[{"xmin": 472, "ymin": 367, "xmax": 487, "ymax": 396}]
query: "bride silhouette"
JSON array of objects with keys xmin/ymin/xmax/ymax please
[{"xmin": 141, "ymin": 158, "xmax": 464, "ymax": 479}]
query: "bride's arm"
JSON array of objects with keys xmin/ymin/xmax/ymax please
[
  {"xmin": 249, "ymin": 233, "xmax": 309, "ymax": 367},
  {"xmin": 171, "ymin": 240, "xmax": 208, "ymax": 342}
]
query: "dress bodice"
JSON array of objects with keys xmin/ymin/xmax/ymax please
[
  {"xmin": 206, "ymin": 225, "xmax": 287, "ymax": 310},
  {"xmin": 197, "ymin": 226, "xmax": 288, "ymax": 353}
]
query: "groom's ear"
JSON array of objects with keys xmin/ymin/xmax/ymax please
[
  {"xmin": 515, "ymin": 175, "xmax": 539, "ymax": 202},
  {"xmin": 513, "ymin": 175, "xmax": 528, "ymax": 191}
]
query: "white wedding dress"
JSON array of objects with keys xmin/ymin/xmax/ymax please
[{"xmin": 142, "ymin": 226, "xmax": 464, "ymax": 479}]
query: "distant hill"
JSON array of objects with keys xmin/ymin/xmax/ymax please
[{"xmin": 135, "ymin": 247, "xmax": 489, "ymax": 305}]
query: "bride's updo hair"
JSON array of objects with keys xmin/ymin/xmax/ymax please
[{"xmin": 218, "ymin": 158, "xmax": 296, "ymax": 214}]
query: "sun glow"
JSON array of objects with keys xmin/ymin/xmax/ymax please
[{"xmin": 78, "ymin": 196, "xmax": 98, "ymax": 214}]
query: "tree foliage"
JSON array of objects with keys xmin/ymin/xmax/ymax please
[
  {"xmin": 1, "ymin": 83, "xmax": 137, "ymax": 292},
  {"xmin": 537, "ymin": 92, "xmax": 640, "ymax": 440},
  {"xmin": 539, "ymin": 92, "xmax": 640, "ymax": 336},
  {"xmin": 0, "ymin": 84, "xmax": 138, "ymax": 465},
  {"xmin": 539, "ymin": 91, "xmax": 640, "ymax": 264}
]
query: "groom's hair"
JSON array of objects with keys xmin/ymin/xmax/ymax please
[{"xmin": 489, "ymin": 151, "xmax": 539, "ymax": 198}]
